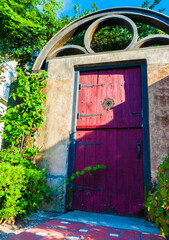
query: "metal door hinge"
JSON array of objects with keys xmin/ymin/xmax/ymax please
[
  {"xmin": 79, "ymin": 84, "xmax": 105, "ymax": 89},
  {"xmin": 77, "ymin": 113, "xmax": 103, "ymax": 118},
  {"xmin": 76, "ymin": 141, "xmax": 103, "ymax": 146}
]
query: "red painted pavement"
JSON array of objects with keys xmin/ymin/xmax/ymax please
[{"xmin": 7, "ymin": 219, "xmax": 165, "ymax": 240}]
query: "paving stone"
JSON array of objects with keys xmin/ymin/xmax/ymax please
[
  {"xmin": 26, "ymin": 227, "xmax": 49, "ymax": 233},
  {"xmin": 47, "ymin": 229, "xmax": 82, "ymax": 237},
  {"xmin": 142, "ymin": 234, "xmax": 165, "ymax": 240},
  {"xmin": 42, "ymin": 219, "xmax": 64, "ymax": 227},
  {"xmin": 142, "ymin": 233, "xmax": 154, "ymax": 240},
  {"xmin": 94, "ymin": 225, "xmax": 112, "ymax": 230},
  {"xmin": 59, "ymin": 222, "xmax": 86, "ymax": 231},
  {"xmin": 81, "ymin": 228, "xmax": 109, "ymax": 240},
  {"xmin": 110, "ymin": 229, "xmax": 121, "ymax": 234},
  {"xmin": 35, "ymin": 231, "xmax": 48, "ymax": 236},
  {"xmin": 142, "ymin": 237, "xmax": 153, "ymax": 240},
  {"xmin": 106, "ymin": 237, "xmax": 123, "ymax": 240},
  {"xmin": 78, "ymin": 229, "xmax": 89, "ymax": 232},
  {"xmin": 40, "ymin": 235, "xmax": 65, "ymax": 240},
  {"xmin": 26, "ymin": 227, "xmax": 72, "ymax": 236},
  {"xmin": 109, "ymin": 233, "xmax": 120, "ymax": 237},
  {"xmin": 67, "ymin": 231, "xmax": 86, "ymax": 237},
  {"xmin": 6, "ymin": 220, "xmax": 166, "ymax": 240},
  {"xmin": 120, "ymin": 229, "xmax": 141, "ymax": 239},
  {"xmin": 66, "ymin": 237, "xmax": 81, "ymax": 240},
  {"xmin": 29, "ymin": 224, "xmax": 48, "ymax": 229},
  {"xmin": 7, "ymin": 233, "xmax": 41, "ymax": 240},
  {"xmin": 142, "ymin": 232, "xmax": 152, "ymax": 235},
  {"xmin": 48, "ymin": 228, "xmax": 74, "ymax": 236},
  {"xmin": 78, "ymin": 224, "xmax": 95, "ymax": 230},
  {"xmin": 26, "ymin": 227, "xmax": 59, "ymax": 234},
  {"xmin": 40, "ymin": 229, "xmax": 68, "ymax": 239}
]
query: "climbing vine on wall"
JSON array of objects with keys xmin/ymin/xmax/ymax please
[
  {"xmin": 0, "ymin": 69, "xmax": 51, "ymax": 223},
  {"xmin": 55, "ymin": 164, "xmax": 107, "ymax": 192},
  {"xmin": 0, "ymin": 68, "xmax": 47, "ymax": 165}
]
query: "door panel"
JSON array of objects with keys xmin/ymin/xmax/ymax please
[
  {"xmin": 72, "ymin": 68, "xmax": 144, "ymax": 214},
  {"xmin": 77, "ymin": 68, "xmax": 142, "ymax": 129},
  {"xmin": 72, "ymin": 128, "xmax": 144, "ymax": 214}
]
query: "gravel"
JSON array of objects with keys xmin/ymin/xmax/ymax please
[{"xmin": 0, "ymin": 211, "xmax": 60, "ymax": 240}]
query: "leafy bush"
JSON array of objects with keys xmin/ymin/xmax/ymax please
[
  {"xmin": 146, "ymin": 153, "xmax": 169, "ymax": 238},
  {"xmin": 0, "ymin": 69, "xmax": 50, "ymax": 223},
  {"xmin": 0, "ymin": 146, "xmax": 32, "ymax": 167},
  {"xmin": 1, "ymin": 69, "xmax": 47, "ymax": 152},
  {"xmin": 0, "ymin": 162, "xmax": 51, "ymax": 224}
]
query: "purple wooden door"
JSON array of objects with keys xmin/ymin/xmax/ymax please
[{"xmin": 72, "ymin": 68, "xmax": 144, "ymax": 214}]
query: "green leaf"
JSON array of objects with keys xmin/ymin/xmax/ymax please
[
  {"xmin": 6, "ymin": 125, "xmax": 12, "ymax": 131},
  {"xmin": 80, "ymin": 170, "xmax": 85, "ymax": 175},
  {"xmin": 161, "ymin": 188, "xmax": 167, "ymax": 198},
  {"xmin": 12, "ymin": 94, "xmax": 16, "ymax": 101},
  {"xmin": 76, "ymin": 171, "xmax": 80, "ymax": 177},
  {"xmin": 70, "ymin": 176, "xmax": 75, "ymax": 181},
  {"xmin": 87, "ymin": 166, "xmax": 92, "ymax": 171}
]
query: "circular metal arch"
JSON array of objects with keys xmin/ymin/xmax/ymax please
[
  {"xmin": 133, "ymin": 34, "xmax": 169, "ymax": 48},
  {"xmin": 84, "ymin": 14, "xmax": 138, "ymax": 53},
  {"xmin": 33, "ymin": 7, "xmax": 169, "ymax": 71},
  {"xmin": 47, "ymin": 45, "xmax": 88, "ymax": 58}
]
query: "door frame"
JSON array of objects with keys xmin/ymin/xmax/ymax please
[{"xmin": 66, "ymin": 60, "xmax": 151, "ymax": 213}]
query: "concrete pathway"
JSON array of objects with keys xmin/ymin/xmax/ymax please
[
  {"xmin": 56, "ymin": 211, "xmax": 160, "ymax": 233},
  {"xmin": 6, "ymin": 211, "xmax": 165, "ymax": 240}
]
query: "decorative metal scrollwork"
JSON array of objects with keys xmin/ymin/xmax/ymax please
[{"xmin": 33, "ymin": 7, "xmax": 169, "ymax": 71}]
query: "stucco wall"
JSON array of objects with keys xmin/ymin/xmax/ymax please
[{"xmin": 37, "ymin": 46, "xmax": 169, "ymax": 212}]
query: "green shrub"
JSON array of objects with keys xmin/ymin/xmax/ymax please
[
  {"xmin": 0, "ymin": 146, "xmax": 33, "ymax": 167},
  {"xmin": 146, "ymin": 152, "xmax": 169, "ymax": 238},
  {"xmin": 0, "ymin": 69, "xmax": 50, "ymax": 223},
  {"xmin": 0, "ymin": 162, "xmax": 51, "ymax": 224}
]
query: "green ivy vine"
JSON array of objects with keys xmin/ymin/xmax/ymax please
[
  {"xmin": 0, "ymin": 68, "xmax": 47, "ymax": 166},
  {"xmin": 56, "ymin": 164, "xmax": 107, "ymax": 192},
  {"xmin": 0, "ymin": 69, "xmax": 50, "ymax": 223}
]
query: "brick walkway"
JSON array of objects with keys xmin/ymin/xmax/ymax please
[{"xmin": 7, "ymin": 219, "xmax": 165, "ymax": 240}]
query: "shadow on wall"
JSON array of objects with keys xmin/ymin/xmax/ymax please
[{"xmin": 149, "ymin": 74, "xmax": 169, "ymax": 179}]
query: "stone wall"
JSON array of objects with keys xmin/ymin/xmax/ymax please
[
  {"xmin": 37, "ymin": 46, "xmax": 169, "ymax": 212},
  {"xmin": 148, "ymin": 65, "xmax": 169, "ymax": 179}
]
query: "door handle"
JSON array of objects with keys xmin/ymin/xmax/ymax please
[{"xmin": 137, "ymin": 142, "xmax": 141, "ymax": 162}]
